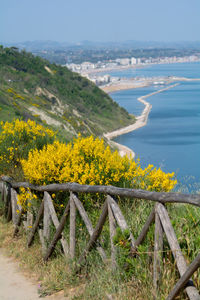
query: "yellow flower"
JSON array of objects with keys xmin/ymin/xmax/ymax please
[{"xmin": 21, "ymin": 135, "xmax": 177, "ymax": 193}]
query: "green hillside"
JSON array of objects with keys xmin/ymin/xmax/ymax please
[{"xmin": 0, "ymin": 46, "xmax": 135, "ymax": 139}]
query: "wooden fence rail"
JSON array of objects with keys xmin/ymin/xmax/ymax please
[{"xmin": 0, "ymin": 177, "xmax": 200, "ymax": 300}]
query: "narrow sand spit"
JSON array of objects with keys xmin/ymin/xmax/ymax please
[
  {"xmin": 104, "ymin": 83, "xmax": 179, "ymax": 158},
  {"xmin": 0, "ymin": 250, "xmax": 65, "ymax": 300}
]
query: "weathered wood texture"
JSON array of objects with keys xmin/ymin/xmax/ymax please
[
  {"xmin": 0, "ymin": 181, "xmax": 3, "ymax": 193},
  {"xmin": 1, "ymin": 177, "xmax": 200, "ymax": 299},
  {"xmin": 44, "ymin": 192, "xmax": 69, "ymax": 256},
  {"xmin": 4, "ymin": 183, "xmax": 12, "ymax": 221},
  {"xmin": 153, "ymin": 204, "xmax": 163, "ymax": 293},
  {"xmin": 43, "ymin": 200, "xmax": 70, "ymax": 262},
  {"xmin": 71, "ymin": 192, "xmax": 106, "ymax": 261},
  {"xmin": 167, "ymin": 252, "xmax": 200, "ymax": 300},
  {"xmin": 76, "ymin": 200, "xmax": 108, "ymax": 271},
  {"xmin": 27, "ymin": 199, "xmax": 44, "ymax": 247},
  {"xmin": 157, "ymin": 203, "xmax": 200, "ymax": 300},
  {"xmin": 26, "ymin": 211, "xmax": 34, "ymax": 233},
  {"xmin": 107, "ymin": 195, "xmax": 135, "ymax": 247},
  {"xmin": 70, "ymin": 193, "xmax": 76, "ymax": 259},
  {"xmin": 38, "ymin": 228, "xmax": 47, "ymax": 255},
  {"xmin": 2, "ymin": 177, "xmax": 200, "ymax": 207},
  {"xmin": 11, "ymin": 189, "xmax": 23, "ymax": 237},
  {"xmin": 108, "ymin": 201, "xmax": 117, "ymax": 269},
  {"xmin": 11, "ymin": 188, "xmax": 18, "ymax": 225},
  {"xmin": 13, "ymin": 208, "xmax": 24, "ymax": 237},
  {"xmin": 43, "ymin": 193, "xmax": 51, "ymax": 243},
  {"xmin": 0, "ymin": 183, "xmax": 5, "ymax": 203}
]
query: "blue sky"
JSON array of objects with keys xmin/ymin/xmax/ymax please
[{"xmin": 1, "ymin": 0, "xmax": 200, "ymax": 43}]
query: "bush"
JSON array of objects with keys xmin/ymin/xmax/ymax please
[
  {"xmin": 21, "ymin": 135, "xmax": 177, "ymax": 192},
  {"xmin": 0, "ymin": 119, "xmax": 55, "ymax": 178}
]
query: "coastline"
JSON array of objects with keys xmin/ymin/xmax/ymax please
[
  {"xmin": 102, "ymin": 81, "xmax": 150, "ymax": 93},
  {"xmin": 101, "ymin": 76, "xmax": 200, "ymax": 94},
  {"xmin": 104, "ymin": 83, "xmax": 179, "ymax": 158},
  {"xmin": 84, "ymin": 63, "xmax": 144, "ymax": 75},
  {"xmin": 82, "ymin": 61, "xmax": 200, "ymax": 76}
]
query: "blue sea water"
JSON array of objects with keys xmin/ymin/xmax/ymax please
[
  {"xmin": 108, "ymin": 62, "xmax": 200, "ymax": 191},
  {"xmin": 107, "ymin": 62, "xmax": 200, "ymax": 79}
]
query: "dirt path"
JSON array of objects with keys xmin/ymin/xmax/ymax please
[{"xmin": 0, "ymin": 250, "xmax": 65, "ymax": 300}]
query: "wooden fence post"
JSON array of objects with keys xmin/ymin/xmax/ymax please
[
  {"xmin": 43, "ymin": 193, "xmax": 52, "ymax": 244},
  {"xmin": 71, "ymin": 192, "xmax": 106, "ymax": 261},
  {"xmin": 0, "ymin": 183, "xmax": 5, "ymax": 216},
  {"xmin": 0, "ymin": 181, "xmax": 3, "ymax": 194},
  {"xmin": 45, "ymin": 192, "xmax": 69, "ymax": 257},
  {"xmin": 4, "ymin": 183, "xmax": 12, "ymax": 221},
  {"xmin": 108, "ymin": 201, "xmax": 117, "ymax": 269},
  {"xmin": 43, "ymin": 200, "xmax": 70, "ymax": 262},
  {"xmin": 157, "ymin": 203, "xmax": 200, "ymax": 300},
  {"xmin": 167, "ymin": 252, "xmax": 200, "ymax": 300},
  {"xmin": 76, "ymin": 199, "xmax": 108, "ymax": 272},
  {"xmin": 1, "ymin": 182, "xmax": 5, "ymax": 203},
  {"xmin": 10, "ymin": 188, "xmax": 18, "ymax": 225},
  {"xmin": 27, "ymin": 199, "xmax": 44, "ymax": 247},
  {"xmin": 153, "ymin": 204, "xmax": 163, "ymax": 296},
  {"xmin": 27, "ymin": 211, "xmax": 34, "ymax": 233},
  {"xmin": 13, "ymin": 209, "xmax": 24, "ymax": 237},
  {"xmin": 12, "ymin": 190, "xmax": 23, "ymax": 237},
  {"xmin": 70, "ymin": 193, "xmax": 76, "ymax": 259},
  {"xmin": 107, "ymin": 195, "xmax": 135, "ymax": 247}
]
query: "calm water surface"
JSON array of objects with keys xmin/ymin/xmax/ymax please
[{"xmin": 109, "ymin": 63, "xmax": 200, "ymax": 190}]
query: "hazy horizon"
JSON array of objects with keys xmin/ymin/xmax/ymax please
[
  {"xmin": 1, "ymin": 0, "xmax": 200, "ymax": 44},
  {"xmin": 2, "ymin": 39, "xmax": 200, "ymax": 45}
]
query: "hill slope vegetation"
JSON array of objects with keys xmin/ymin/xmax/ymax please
[{"xmin": 0, "ymin": 46, "xmax": 135, "ymax": 139}]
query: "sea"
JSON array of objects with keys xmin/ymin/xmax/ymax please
[{"xmin": 105, "ymin": 62, "xmax": 200, "ymax": 192}]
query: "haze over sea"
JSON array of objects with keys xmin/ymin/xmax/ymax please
[{"xmin": 109, "ymin": 62, "xmax": 200, "ymax": 192}]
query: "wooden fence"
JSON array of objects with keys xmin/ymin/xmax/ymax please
[{"xmin": 0, "ymin": 176, "xmax": 200, "ymax": 300}]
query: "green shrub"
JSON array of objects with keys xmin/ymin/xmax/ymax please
[{"xmin": 0, "ymin": 119, "xmax": 55, "ymax": 179}]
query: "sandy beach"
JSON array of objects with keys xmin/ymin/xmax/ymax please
[
  {"xmin": 104, "ymin": 83, "xmax": 179, "ymax": 158},
  {"xmin": 102, "ymin": 81, "xmax": 149, "ymax": 93}
]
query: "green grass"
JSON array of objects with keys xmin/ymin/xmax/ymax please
[{"xmin": 0, "ymin": 195, "xmax": 200, "ymax": 299}]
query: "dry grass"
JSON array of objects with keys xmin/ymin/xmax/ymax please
[
  {"xmin": 0, "ymin": 216, "xmax": 83, "ymax": 298},
  {"xmin": 0, "ymin": 199, "xmax": 200, "ymax": 299}
]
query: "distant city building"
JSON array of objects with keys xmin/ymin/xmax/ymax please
[
  {"xmin": 65, "ymin": 54, "xmax": 200, "ymax": 88},
  {"xmin": 131, "ymin": 57, "xmax": 137, "ymax": 65},
  {"xmin": 116, "ymin": 58, "xmax": 130, "ymax": 65},
  {"xmin": 81, "ymin": 62, "xmax": 95, "ymax": 70}
]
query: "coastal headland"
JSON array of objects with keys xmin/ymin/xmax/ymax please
[{"xmin": 103, "ymin": 83, "xmax": 180, "ymax": 158}]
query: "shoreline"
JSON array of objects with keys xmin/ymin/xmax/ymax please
[
  {"xmin": 83, "ymin": 60, "xmax": 200, "ymax": 76},
  {"xmin": 101, "ymin": 76, "xmax": 200, "ymax": 94},
  {"xmin": 104, "ymin": 83, "xmax": 179, "ymax": 158}
]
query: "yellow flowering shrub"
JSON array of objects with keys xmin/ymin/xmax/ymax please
[
  {"xmin": 21, "ymin": 135, "xmax": 177, "ymax": 193},
  {"xmin": 17, "ymin": 187, "xmax": 38, "ymax": 211},
  {"xmin": 132, "ymin": 164, "xmax": 177, "ymax": 192},
  {"xmin": 0, "ymin": 119, "xmax": 55, "ymax": 177}
]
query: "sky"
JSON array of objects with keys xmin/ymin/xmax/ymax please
[{"xmin": 1, "ymin": 0, "xmax": 200, "ymax": 44}]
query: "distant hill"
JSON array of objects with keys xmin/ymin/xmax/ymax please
[
  {"xmin": 0, "ymin": 46, "xmax": 135, "ymax": 140},
  {"xmin": 3, "ymin": 40, "xmax": 200, "ymax": 51}
]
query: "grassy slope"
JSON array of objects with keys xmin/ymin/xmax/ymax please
[
  {"xmin": 0, "ymin": 46, "xmax": 135, "ymax": 138},
  {"xmin": 0, "ymin": 197, "xmax": 200, "ymax": 299}
]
